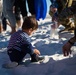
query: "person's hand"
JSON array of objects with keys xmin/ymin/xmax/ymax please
[
  {"xmin": 62, "ymin": 42, "xmax": 72, "ymax": 56},
  {"xmin": 33, "ymin": 49, "xmax": 40, "ymax": 55}
]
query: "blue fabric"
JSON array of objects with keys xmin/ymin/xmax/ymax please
[{"xmin": 34, "ymin": 0, "xmax": 47, "ymax": 20}]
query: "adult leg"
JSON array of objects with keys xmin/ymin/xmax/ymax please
[
  {"xmin": 14, "ymin": 2, "xmax": 22, "ymax": 30},
  {"xmin": 27, "ymin": 0, "xmax": 35, "ymax": 15},
  {"xmin": 15, "ymin": 0, "xmax": 27, "ymax": 19},
  {"xmin": 0, "ymin": 0, "xmax": 3, "ymax": 33},
  {"xmin": 2, "ymin": 13, "xmax": 7, "ymax": 31},
  {"xmin": 3, "ymin": 0, "xmax": 16, "ymax": 34}
]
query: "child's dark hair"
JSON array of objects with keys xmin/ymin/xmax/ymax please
[{"xmin": 22, "ymin": 16, "xmax": 38, "ymax": 30}]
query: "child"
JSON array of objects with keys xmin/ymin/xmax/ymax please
[{"xmin": 7, "ymin": 16, "xmax": 44, "ymax": 65}]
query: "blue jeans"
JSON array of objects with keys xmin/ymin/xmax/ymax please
[{"xmin": 3, "ymin": 0, "xmax": 16, "ymax": 27}]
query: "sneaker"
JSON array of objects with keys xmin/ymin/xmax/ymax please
[
  {"xmin": 2, "ymin": 62, "xmax": 18, "ymax": 69},
  {"xmin": 31, "ymin": 56, "xmax": 44, "ymax": 62},
  {"xmin": 37, "ymin": 56, "xmax": 45, "ymax": 62}
]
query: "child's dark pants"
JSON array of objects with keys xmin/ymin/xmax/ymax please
[{"xmin": 7, "ymin": 49, "xmax": 38, "ymax": 64}]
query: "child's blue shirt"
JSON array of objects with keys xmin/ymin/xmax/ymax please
[{"xmin": 7, "ymin": 30, "xmax": 35, "ymax": 54}]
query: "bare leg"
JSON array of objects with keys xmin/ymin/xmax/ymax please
[{"xmin": 0, "ymin": 22, "xmax": 3, "ymax": 33}]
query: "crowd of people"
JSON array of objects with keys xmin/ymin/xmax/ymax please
[
  {"xmin": 0, "ymin": 0, "xmax": 76, "ymax": 66},
  {"xmin": 0, "ymin": 0, "xmax": 36, "ymax": 34},
  {"xmin": 0, "ymin": 0, "xmax": 46, "ymax": 66}
]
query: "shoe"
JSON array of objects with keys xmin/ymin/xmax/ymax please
[
  {"xmin": 2, "ymin": 62, "xmax": 18, "ymax": 69},
  {"xmin": 31, "ymin": 56, "xmax": 44, "ymax": 62},
  {"xmin": 38, "ymin": 56, "xmax": 45, "ymax": 62}
]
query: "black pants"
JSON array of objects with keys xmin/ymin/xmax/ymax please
[
  {"xmin": 14, "ymin": 0, "xmax": 27, "ymax": 17},
  {"xmin": 27, "ymin": 0, "xmax": 35, "ymax": 15},
  {"xmin": 7, "ymin": 49, "xmax": 38, "ymax": 63},
  {"xmin": 2, "ymin": 17, "xmax": 7, "ymax": 31},
  {"xmin": 14, "ymin": 0, "xmax": 35, "ymax": 18}
]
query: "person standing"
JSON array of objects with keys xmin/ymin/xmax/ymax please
[
  {"xmin": 3, "ymin": 0, "xmax": 16, "ymax": 34},
  {"xmin": 57, "ymin": 0, "xmax": 76, "ymax": 56}
]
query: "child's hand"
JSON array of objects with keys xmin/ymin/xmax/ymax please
[{"xmin": 33, "ymin": 49, "xmax": 40, "ymax": 55}]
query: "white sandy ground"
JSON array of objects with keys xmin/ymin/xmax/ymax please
[{"xmin": 0, "ymin": 14, "xmax": 76, "ymax": 75}]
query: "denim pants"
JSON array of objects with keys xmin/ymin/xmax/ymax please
[
  {"xmin": 0, "ymin": 0, "xmax": 3, "ymax": 23},
  {"xmin": 3, "ymin": 0, "xmax": 16, "ymax": 27}
]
